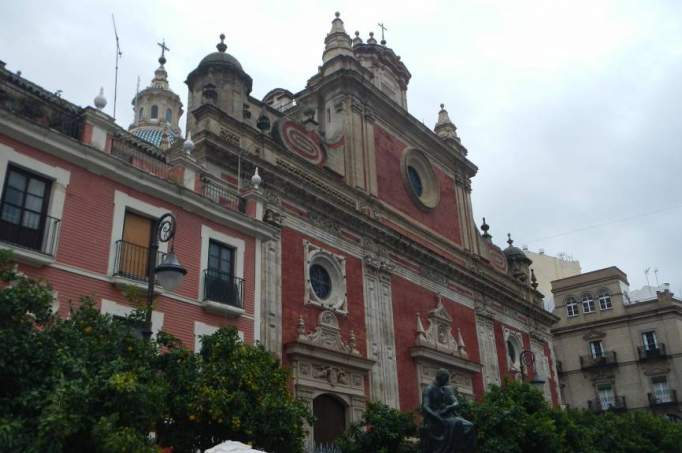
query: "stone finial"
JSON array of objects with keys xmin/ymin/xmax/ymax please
[
  {"xmin": 297, "ymin": 315, "xmax": 306, "ymax": 339},
  {"xmin": 434, "ymin": 103, "xmax": 461, "ymax": 145},
  {"xmin": 159, "ymin": 124, "xmax": 171, "ymax": 151},
  {"xmin": 322, "ymin": 11, "xmax": 353, "ymax": 63},
  {"xmin": 507, "ymin": 233, "xmax": 514, "ymax": 247},
  {"xmin": 481, "ymin": 217, "xmax": 492, "ymax": 240},
  {"xmin": 251, "ymin": 167, "xmax": 262, "ymax": 190},
  {"xmin": 182, "ymin": 132, "xmax": 194, "ymax": 154},
  {"xmin": 352, "ymin": 30, "xmax": 363, "ymax": 47},
  {"xmin": 367, "ymin": 31, "xmax": 378, "ymax": 45},
  {"xmin": 94, "ymin": 87, "xmax": 107, "ymax": 110},
  {"xmin": 216, "ymin": 33, "xmax": 227, "ymax": 53},
  {"xmin": 531, "ymin": 269, "xmax": 539, "ymax": 290}
]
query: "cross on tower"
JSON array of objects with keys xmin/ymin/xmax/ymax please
[
  {"xmin": 377, "ymin": 22, "xmax": 388, "ymax": 44},
  {"xmin": 157, "ymin": 39, "xmax": 170, "ymax": 65}
]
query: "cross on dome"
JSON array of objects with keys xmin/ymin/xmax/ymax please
[{"xmin": 157, "ymin": 39, "xmax": 170, "ymax": 65}]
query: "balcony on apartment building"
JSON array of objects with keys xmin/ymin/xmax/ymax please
[
  {"xmin": 588, "ymin": 396, "xmax": 627, "ymax": 413},
  {"xmin": 580, "ymin": 351, "xmax": 618, "ymax": 371},
  {"xmin": 112, "ymin": 240, "xmax": 166, "ymax": 283},
  {"xmin": 648, "ymin": 390, "xmax": 678, "ymax": 409},
  {"xmin": 202, "ymin": 269, "xmax": 244, "ymax": 309},
  {"xmin": 0, "ymin": 214, "xmax": 60, "ymax": 264},
  {"xmin": 638, "ymin": 344, "xmax": 669, "ymax": 362}
]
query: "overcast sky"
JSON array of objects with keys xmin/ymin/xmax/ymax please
[{"xmin": 2, "ymin": 0, "xmax": 681, "ymax": 294}]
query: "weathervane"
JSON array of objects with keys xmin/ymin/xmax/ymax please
[
  {"xmin": 377, "ymin": 22, "xmax": 388, "ymax": 45},
  {"xmin": 157, "ymin": 39, "xmax": 170, "ymax": 65}
]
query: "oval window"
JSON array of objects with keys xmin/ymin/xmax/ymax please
[
  {"xmin": 407, "ymin": 166, "xmax": 423, "ymax": 197},
  {"xmin": 310, "ymin": 264, "xmax": 332, "ymax": 300}
]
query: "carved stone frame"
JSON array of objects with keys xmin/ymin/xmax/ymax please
[{"xmin": 304, "ymin": 240, "xmax": 348, "ymax": 314}]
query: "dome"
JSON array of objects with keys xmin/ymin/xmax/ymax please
[
  {"xmin": 132, "ymin": 126, "xmax": 177, "ymax": 148},
  {"xmin": 503, "ymin": 234, "xmax": 532, "ymax": 263},
  {"xmin": 198, "ymin": 51, "xmax": 243, "ymax": 72}
]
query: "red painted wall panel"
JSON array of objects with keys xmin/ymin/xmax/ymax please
[
  {"xmin": 374, "ymin": 125, "xmax": 462, "ymax": 245},
  {"xmin": 391, "ymin": 275, "xmax": 480, "ymax": 411}
]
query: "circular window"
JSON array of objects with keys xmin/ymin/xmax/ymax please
[
  {"xmin": 401, "ymin": 149, "xmax": 440, "ymax": 210},
  {"xmin": 407, "ymin": 166, "xmax": 423, "ymax": 197},
  {"xmin": 310, "ymin": 264, "xmax": 332, "ymax": 300}
]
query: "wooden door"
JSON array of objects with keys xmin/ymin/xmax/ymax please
[{"xmin": 120, "ymin": 211, "xmax": 152, "ymax": 280}]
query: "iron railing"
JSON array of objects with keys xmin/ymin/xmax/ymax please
[
  {"xmin": 0, "ymin": 215, "xmax": 60, "ymax": 256},
  {"xmin": 200, "ymin": 177, "xmax": 245, "ymax": 213},
  {"xmin": 588, "ymin": 396, "xmax": 627, "ymax": 413},
  {"xmin": 649, "ymin": 390, "xmax": 678, "ymax": 407},
  {"xmin": 580, "ymin": 351, "xmax": 617, "ymax": 370},
  {"xmin": 638, "ymin": 344, "xmax": 668, "ymax": 361},
  {"xmin": 203, "ymin": 269, "xmax": 244, "ymax": 308},
  {"xmin": 111, "ymin": 137, "xmax": 172, "ymax": 179},
  {"xmin": 113, "ymin": 240, "xmax": 165, "ymax": 283}
]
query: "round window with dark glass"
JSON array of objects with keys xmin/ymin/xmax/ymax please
[
  {"xmin": 310, "ymin": 264, "xmax": 332, "ymax": 300},
  {"xmin": 407, "ymin": 166, "xmax": 423, "ymax": 197}
]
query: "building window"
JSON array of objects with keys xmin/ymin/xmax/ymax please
[
  {"xmin": 203, "ymin": 240, "xmax": 242, "ymax": 307},
  {"xmin": 598, "ymin": 290, "xmax": 612, "ymax": 310},
  {"xmin": 151, "ymin": 105, "xmax": 159, "ymax": 119},
  {"xmin": 597, "ymin": 383, "xmax": 615, "ymax": 408},
  {"xmin": 165, "ymin": 108, "xmax": 172, "ymax": 123},
  {"xmin": 139, "ymin": 107, "xmax": 144, "ymax": 121},
  {"xmin": 652, "ymin": 376, "xmax": 672, "ymax": 403},
  {"xmin": 401, "ymin": 148, "xmax": 440, "ymax": 210},
  {"xmin": 642, "ymin": 331, "xmax": 658, "ymax": 351},
  {"xmin": 582, "ymin": 294, "xmax": 595, "ymax": 313},
  {"xmin": 304, "ymin": 241, "xmax": 347, "ymax": 313},
  {"xmin": 114, "ymin": 210, "xmax": 154, "ymax": 282},
  {"xmin": 0, "ymin": 165, "xmax": 55, "ymax": 252},
  {"xmin": 507, "ymin": 340, "xmax": 517, "ymax": 365},
  {"xmin": 566, "ymin": 297, "xmax": 579, "ymax": 317},
  {"xmin": 589, "ymin": 340, "xmax": 604, "ymax": 359}
]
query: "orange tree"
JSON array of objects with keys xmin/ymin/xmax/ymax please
[{"xmin": 0, "ymin": 251, "xmax": 310, "ymax": 453}]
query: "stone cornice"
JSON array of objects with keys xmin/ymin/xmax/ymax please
[
  {"xmin": 552, "ymin": 305, "xmax": 682, "ymax": 337},
  {"xmin": 409, "ymin": 346, "xmax": 482, "ymax": 374},
  {"xmin": 285, "ymin": 342, "xmax": 375, "ymax": 372}
]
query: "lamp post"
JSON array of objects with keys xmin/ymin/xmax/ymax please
[
  {"xmin": 520, "ymin": 350, "xmax": 546, "ymax": 388},
  {"xmin": 143, "ymin": 213, "xmax": 186, "ymax": 340}
]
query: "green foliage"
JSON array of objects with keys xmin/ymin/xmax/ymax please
[
  {"xmin": 0, "ymin": 251, "xmax": 310, "ymax": 452},
  {"xmin": 336, "ymin": 401, "xmax": 418, "ymax": 453}
]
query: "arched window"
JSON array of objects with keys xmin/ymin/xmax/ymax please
[
  {"xmin": 138, "ymin": 107, "xmax": 144, "ymax": 121},
  {"xmin": 566, "ymin": 296, "xmax": 579, "ymax": 317},
  {"xmin": 582, "ymin": 293, "xmax": 595, "ymax": 313},
  {"xmin": 151, "ymin": 105, "xmax": 159, "ymax": 119},
  {"xmin": 598, "ymin": 290, "xmax": 612, "ymax": 310},
  {"xmin": 165, "ymin": 108, "xmax": 172, "ymax": 123}
]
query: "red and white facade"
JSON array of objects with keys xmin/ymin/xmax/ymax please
[{"xmin": 0, "ymin": 13, "xmax": 560, "ymax": 450}]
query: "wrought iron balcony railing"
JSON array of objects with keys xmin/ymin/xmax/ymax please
[
  {"xmin": 648, "ymin": 390, "xmax": 678, "ymax": 407},
  {"xmin": 0, "ymin": 215, "xmax": 60, "ymax": 256},
  {"xmin": 200, "ymin": 177, "xmax": 245, "ymax": 213},
  {"xmin": 580, "ymin": 351, "xmax": 617, "ymax": 370},
  {"xmin": 588, "ymin": 396, "xmax": 627, "ymax": 413},
  {"xmin": 203, "ymin": 269, "xmax": 244, "ymax": 308},
  {"xmin": 638, "ymin": 344, "xmax": 669, "ymax": 361},
  {"xmin": 112, "ymin": 240, "xmax": 165, "ymax": 283}
]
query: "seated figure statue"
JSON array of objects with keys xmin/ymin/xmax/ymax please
[{"xmin": 421, "ymin": 368, "xmax": 475, "ymax": 453}]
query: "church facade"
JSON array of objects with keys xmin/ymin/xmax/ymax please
[{"xmin": 0, "ymin": 13, "xmax": 559, "ymax": 450}]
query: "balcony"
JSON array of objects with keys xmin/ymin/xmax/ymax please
[
  {"xmin": 202, "ymin": 269, "xmax": 245, "ymax": 317},
  {"xmin": 0, "ymin": 215, "xmax": 60, "ymax": 265},
  {"xmin": 638, "ymin": 344, "xmax": 669, "ymax": 361},
  {"xmin": 200, "ymin": 177, "xmax": 245, "ymax": 213},
  {"xmin": 588, "ymin": 396, "xmax": 627, "ymax": 413},
  {"xmin": 112, "ymin": 240, "xmax": 165, "ymax": 283},
  {"xmin": 649, "ymin": 390, "xmax": 678, "ymax": 408},
  {"xmin": 580, "ymin": 351, "xmax": 617, "ymax": 371}
]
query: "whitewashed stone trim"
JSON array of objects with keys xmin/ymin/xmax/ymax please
[{"xmin": 100, "ymin": 298, "xmax": 164, "ymax": 339}]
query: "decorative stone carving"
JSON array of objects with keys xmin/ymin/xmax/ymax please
[
  {"xmin": 313, "ymin": 365, "xmax": 349, "ymax": 386},
  {"xmin": 219, "ymin": 127, "xmax": 240, "ymax": 145},
  {"xmin": 421, "ymin": 267, "xmax": 448, "ymax": 285},
  {"xmin": 263, "ymin": 208, "xmax": 284, "ymax": 227},
  {"xmin": 475, "ymin": 313, "xmax": 501, "ymax": 388},
  {"xmin": 308, "ymin": 210, "xmax": 341, "ymax": 235},
  {"xmin": 297, "ymin": 310, "xmax": 359, "ymax": 356},
  {"xmin": 582, "ymin": 330, "xmax": 606, "ymax": 341},
  {"xmin": 416, "ymin": 298, "xmax": 467, "ymax": 358},
  {"xmin": 304, "ymin": 241, "xmax": 348, "ymax": 313}
]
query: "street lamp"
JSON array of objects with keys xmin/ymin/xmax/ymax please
[
  {"xmin": 143, "ymin": 213, "xmax": 186, "ymax": 340},
  {"xmin": 520, "ymin": 350, "xmax": 546, "ymax": 388}
]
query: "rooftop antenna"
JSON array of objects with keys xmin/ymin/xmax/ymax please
[
  {"xmin": 654, "ymin": 268, "xmax": 660, "ymax": 287},
  {"xmin": 644, "ymin": 267, "xmax": 651, "ymax": 287},
  {"xmin": 133, "ymin": 75, "xmax": 140, "ymax": 122},
  {"xmin": 112, "ymin": 14, "xmax": 122, "ymax": 120}
]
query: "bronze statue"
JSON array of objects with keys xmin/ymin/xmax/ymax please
[{"xmin": 421, "ymin": 369, "xmax": 475, "ymax": 453}]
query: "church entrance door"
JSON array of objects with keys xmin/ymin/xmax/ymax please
[{"xmin": 313, "ymin": 394, "xmax": 346, "ymax": 447}]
